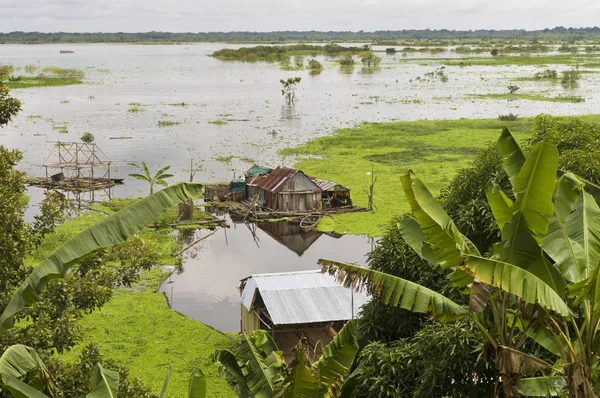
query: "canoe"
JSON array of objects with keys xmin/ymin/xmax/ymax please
[{"xmin": 299, "ymin": 213, "xmax": 321, "ymax": 232}]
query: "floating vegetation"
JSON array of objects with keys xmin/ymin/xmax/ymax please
[
  {"xmin": 60, "ymin": 99, "xmax": 69, "ymax": 104},
  {"xmin": 209, "ymin": 120, "xmax": 227, "ymax": 125},
  {"xmin": 157, "ymin": 120, "xmax": 180, "ymax": 127},
  {"xmin": 168, "ymin": 102, "xmax": 188, "ymax": 107},
  {"xmin": 470, "ymin": 93, "xmax": 585, "ymax": 103},
  {"xmin": 27, "ymin": 114, "xmax": 42, "ymax": 119},
  {"xmin": 127, "ymin": 106, "xmax": 144, "ymax": 113},
  {"xmin": 215, "ymin": 155, "xmax": 234, "ymax": 164},
  {"xmin": 211, "ymin": 43, "xmax": 367, "ymax": 62}
]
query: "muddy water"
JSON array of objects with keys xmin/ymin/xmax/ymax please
[
  {"xmin": 2, "ymin": 43, "xmax": 599, "ymax": 200},
  {"xmin": 2, "ymin": 43, "xmax": 599, "ymax": 330},
  {"xmin": 160, "ymin": 216, "xmax": 372, "ymax": 332}
]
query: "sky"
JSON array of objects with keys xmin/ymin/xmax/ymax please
[{"xmin": 1, "ymin": 0, "xmax": 598, "ymax": 33}]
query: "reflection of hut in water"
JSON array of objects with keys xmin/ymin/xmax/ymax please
[
  {"xmin": 246, "ymin": 167, "xmax": 322, "ymax": 211},
  {"xmin": 257, "ymin": 221, "xmax": 322, "ymax": 256},
  {"xmin": 240, "ymin": 270, "xmax": 369, "ymax": 359}
]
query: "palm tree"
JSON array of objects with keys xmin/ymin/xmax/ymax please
[
  {"xmin": 321, "ymin": 129, "xmax": 600, "ymax": 397},
  {"xmin": 129, "ymin": 162, "xmax": 174, "ymax": 195}
]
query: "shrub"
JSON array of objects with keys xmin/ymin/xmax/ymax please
[{"xmin": 498, "ymin": 113, "xmax": 520, "ymax": 121}]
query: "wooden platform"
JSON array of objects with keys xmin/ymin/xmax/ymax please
[
  {"xmin": 228, "ymin": 201, "xmax": 368, "ymax": 223},
  {"xmin": 27, "ymin": 177, "xmax": 124, "ymax": 190}
]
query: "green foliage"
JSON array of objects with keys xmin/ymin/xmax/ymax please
[
  {"xmin": 280, "ymin": 77, "xmax": 301, "ymax": 105},
  {"xmin": 211, "ymin": 44, "xmax": 363, "ymax": 62},
  {"xmin": 0, "ymin": 84, "xmax": 21, "ymax": 127},
  {"xmin": 129, "ymin": 162, "xmax": 175, "ymax": 195},
  {"xmin": 338, "ymin": 54, "xmax": 355, "ymax": 66},
  {"xmin": 531, "ymin": 114, "xmax": 600, "ymax": 183},
  {"xmin": 307, "ymin": 59, "xmax": 322, "ymax": 71},
  {"xmin": 351, "ymin": 320, "xmax": 496, "ymax": 398},
  {"xmin": 359, "ymin": 51, "xmax": 381, "ymax": 68},
  {"xmin": 561, "ymin": 69, "xmax": 581, "ymax": 88},
  {"xmin": 80, "ymin": 132, "xmax": 95, "ymax": 143},
  {"xmin": 0, "ymin": 182, "xmax": 202, "ymax": 331},
  {"xmin": 534, "ymin": 69, "xmax": 558, "ymax": 79}
]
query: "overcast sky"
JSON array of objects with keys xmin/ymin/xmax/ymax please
[{"xmin": 1, "ymin": 0, "xmax": 598, "ymax": 33}]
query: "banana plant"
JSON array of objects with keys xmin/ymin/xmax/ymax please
[
  {"xmin": 129, "ymin": 162, "xmax": 174, "ymax": 195},
  {"xmin": 0, "ymin": 183, "xmax": 203, "ymax": 397},
  {"xmin": 320, "ymin": 128, "xmax": 600, "ymax": 397},
  {"xmin": 0, "ymin": 344, "xmax": 119, "ymax": 398},
  {"xmin": 212, "ymin": 321, "xmax": 359, "ymax": 397}
]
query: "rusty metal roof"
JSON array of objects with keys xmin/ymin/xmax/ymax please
[
  {"xmin": 247, "ymin": 167, "xmax": 320, "ymax": 193},
  {"xmin": 309, "ymin": 177, "xmax": 350, "ymax": 192},
  {"xmin": 241, "ymin": 270, "xmax": 369, "ymax": 325}
]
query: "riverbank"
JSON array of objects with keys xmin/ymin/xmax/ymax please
[
  {"xmin": 37, "ymin": 200, "xmax": 235, "ymax": 397},
  {"xmin": 284, "ymin": 114, "xmax": 600, "ymax": 237}
]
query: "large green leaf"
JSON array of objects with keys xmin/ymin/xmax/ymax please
[
  {"xmin": 0, "ymin": 345, "xmax": 54, "ymax": 395},
  {"xmin": 498, "ymin": 127, "xmax": 526, "ymax": 187},
  {"xmin": 565, "ymin": 190, "xmax": 600, "ymax": 277},
  {"xmin": 213, "ymin": 330, "xmax": 284, "ymax": 398},
  {"xmin": 397, "ymin": 214, "xmax": 437, "ymax": 265},
  {"xmin": 282, "ymin": 346, "xmax": 320, "ymax": 398},
  {"xmin": 0, "ymin": 374, "xmax": 50, "ymax": 398},
  {"xmin": 401, "ymin": 172, "xmax": 479, "ymax": 269},
  {"xmin": 86, "ymin": 363, "xmax": 119, "ymax": 398},
  {"xmin": 519, "ymin": 376, "xmax": 567, "ymax": 397},
  {"xmin": 187, "ymin": 369, "xmax": 207, "ymax": 398},
  {"xmin": 542, "ymin": 173, "xmax": 587, "ymax": 283},
  {"xmin": 314, "ymin": 321, "xmax": 359, "ymax": 391},
  {"xmin": 495, "ymin": 140, "xmax": 565, "ymax": 295},
  {"xmin": 0, "ymin": 182, "xmax": 203, "ymax": 331},
  {"xmin": 463, "ymin": 256, "xmax": 570, "ymax": 316},
  {"xmin": 319, "ymin": 259, "xmax": 468, "ymax": 321},
  {"xmin": 485, "ymin": 182, "xmax": 513, "ymax": 232}
]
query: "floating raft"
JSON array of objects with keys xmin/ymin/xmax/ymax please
[
  {"xmin": 27, "ymin": 177, "xmax": 124, "ymax": 190},
  {"xmin": 229, "ymin": 201, "xmax": 368, "ymax": 222}
]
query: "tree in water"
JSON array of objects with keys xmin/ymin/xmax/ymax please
[{"xmin": 280, "ymin": 76, "xmax": 301, "ymax": 105}]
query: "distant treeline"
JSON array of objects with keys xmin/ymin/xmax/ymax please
[{"xmin": 3, "ymin": 27, "xmax": 600, "ymax": 44}]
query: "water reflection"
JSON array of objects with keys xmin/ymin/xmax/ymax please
[{"xmin": 160, "ymin": 215, "xmax": 372, "ymax": 332}]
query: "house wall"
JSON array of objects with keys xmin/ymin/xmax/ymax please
[{"xmin": 241, "ymin": 305, "xmax": 261, "ymax": 334}]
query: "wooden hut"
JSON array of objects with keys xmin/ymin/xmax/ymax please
[
  {"xmin": 309, "ymin": 177, "xmax": 352, "ymax": 208},
  {"xmin": 246, "ymin": 167, "xmax": 322, "ymax": 212},
  {"xmin": 240, "ymin": 270, "xmax": 369, "ymax": 358}
]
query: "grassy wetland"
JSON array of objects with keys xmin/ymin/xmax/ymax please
[{"xmin": 5, "ymin": 37, "xmax": 600, "ymax": 395}]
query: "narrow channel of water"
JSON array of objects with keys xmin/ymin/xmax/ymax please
[{"xmin": 160, "ymin": 214, "xmax": 373, "ymax": 332}]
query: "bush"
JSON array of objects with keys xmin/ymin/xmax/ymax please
[
  {"xmin": 80, "ymin": 132, "xmax": 94, "ymax": 143},
  {"xmin": 385, "ymin": 47, "xmax": 396, "ymax": 54},
  {"xmin": 307, "ymin": 59, "xmax": 322, "ymax": 70},
  {"xmin": 498, "ymin": 113, "xmax": 521, "ymax": 121},
  {"xmin": 339, "ymin": 53, "xmax": 355, "ymax": 66}
]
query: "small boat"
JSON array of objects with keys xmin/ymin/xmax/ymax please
[
  {"xmin": 60, "ymin": 50, "xmax": 75, "ymax": 54},
  {"xmin": 299, "ymin": 213, "xmax": 321, "ymax": 232}
]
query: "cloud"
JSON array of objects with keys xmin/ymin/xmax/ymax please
[{"xmin": 1, "ymin": 0, "xmax": 599, "ymax": 32}]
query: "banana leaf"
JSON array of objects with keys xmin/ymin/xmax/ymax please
[
  {"xmin": 0, "ymin": 344, "xmax": 55, "ymax": 395},
  {"xmin": 401, "ymin": 171, "xmax": 479, "ymax": 269},
  {"xmin": 314, "ymin": 321, "xmax": 359, "ymax": 391},
  {"xmin": 86, "ymin": 363, "xmax": 119, "ymax": 398},
  {"xmin": 213, "ymin": 330, "xmax": 284, "ymax": 398},
  {"xmin": 542, "ymin": 173, "xmax": 587, "ymax": 283},
  {"xmin": 282, "ymin": 346, "xmax": 320, "ymax": 398},
  {"xmin": 498, "ymin": 127, "xmax": 526, "ymax": 187},
  {"xmin": 319, "ymin": 259, "xmax": 468, "ymax": 321},
  {"xmin": 0, "ymin": 182, "xmax": 203, "ymax": 331},
  {"xmin": 187, "ymin": 370, "xmax": 207, "ymax": 398},
  {"xmin": 519, "ymin": 376, "xmax": 567, "ymax": 397},
  {"xmin": 463, "ymin": 256, "xmax": 570, "ymax": 316}
]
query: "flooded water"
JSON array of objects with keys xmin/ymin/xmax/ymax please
[
  {"xmin": 2, "ymin": 43, "xmax": 599, "ymax": 201},
  {"xmin": 160, "ymin": 216, "xmax": 372, "ymax": 332},
  {"xmin": 2, "ymin": 43, "xmax": 599, "ymax": 330}
]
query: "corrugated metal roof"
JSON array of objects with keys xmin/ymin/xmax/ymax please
[
  {"xmin": 247, "ymin": 167, "xmax": 298, "ymax": 192},
  {"xmin": 241, "ymin": 270, "xmax": 369, "ymax": 325},
  {"xmin": 309, "ymin": 177, "xmax": 350, "ymax": 192}
]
